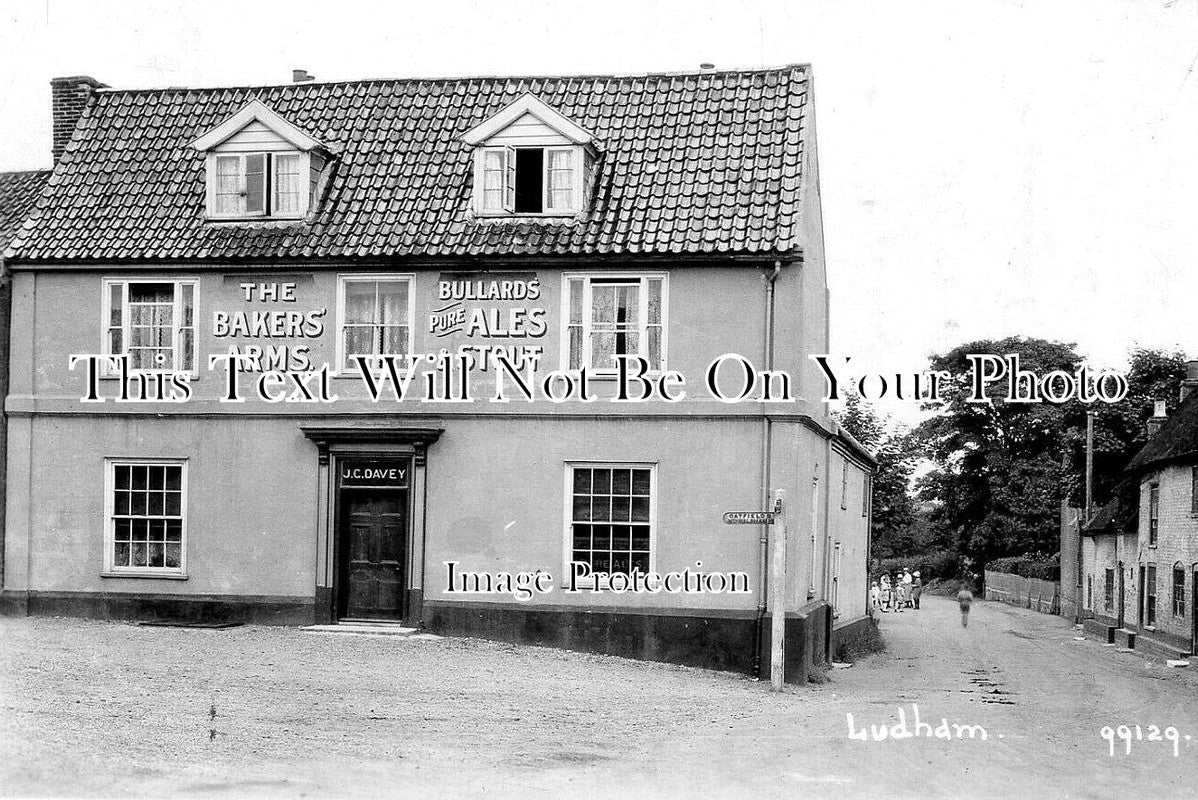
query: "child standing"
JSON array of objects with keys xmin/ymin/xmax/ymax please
[{"xmin": 957, "ymin": 583, "xmax": 974, "ymax": 627}]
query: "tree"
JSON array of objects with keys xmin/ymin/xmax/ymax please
[
  {"xmin": 914, "ymin": 336, "xmax": 1082, "ymax": 567},
  {"xmin": 1060, "ymin": 348, "xmax": 1189, "ymax": 511},
  {"xmin": 835, "ymin": 392, "xmax": 917, "ymax": 558}
]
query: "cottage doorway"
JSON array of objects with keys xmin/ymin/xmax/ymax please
[
  {"xmin": 1138, "ymin": 566, "xmax": 1146, "ymax": 628},
  {"xmin": 1192, "ymin": 568, "xmax": 1198, "ymax": 654},
  {"xmin": 335, "ymin": 459, "xmax": 411, "ymax": 621}
]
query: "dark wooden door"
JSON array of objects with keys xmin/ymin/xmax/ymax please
[
  {"xmin": 1138, "ymin": 566, "xmax": 1145, "ymax": 628},
  {"xmin": 338, "ymin": 489, "xmax": 407, "ymax": 620}
]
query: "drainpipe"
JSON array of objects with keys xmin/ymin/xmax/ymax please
[{"xmin": 754, "ymin": 260, "xmax": 782, "ymax": 678}]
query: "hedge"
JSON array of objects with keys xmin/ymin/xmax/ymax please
[{"xmin": 986, "ymin": 554, "xmax": 1060, "ymax": 582}]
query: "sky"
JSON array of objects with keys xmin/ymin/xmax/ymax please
[{"xmin": 2, "ymin": 0, "xmax": 1196, "ymax": 423}]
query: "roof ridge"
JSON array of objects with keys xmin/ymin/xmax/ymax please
[{"xmin": 93, "ymin": 63, "xmax": 810, "ymax": 95}]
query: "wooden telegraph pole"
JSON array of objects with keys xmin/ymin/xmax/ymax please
[{"xmin": 770, "ymin": 489, "xmax": 787, "ymax": 691}]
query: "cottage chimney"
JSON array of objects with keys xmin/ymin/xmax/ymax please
[
  {"xmin": 1180, "ymin": 360, "xmax": 1198, "ymax": 402},
  {"xmin": 292, "ymin": 69, "xmax": 315, "ymax": 83},
  {"xmin": 51, "ymin": 75, "xmax": 107, "ymax": 163},
  {"xmin": 1147, "ymin": 399, "xmax": 1168, "ymax": 437}
]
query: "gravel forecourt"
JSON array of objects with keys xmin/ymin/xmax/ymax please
[{"xmin": 5, "ymin": 596, "xmax": 1198, "ymax": 798}]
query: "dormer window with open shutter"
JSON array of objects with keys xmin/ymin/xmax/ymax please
[
  {"xmin": 463, "ymin": 94, "xmax": 595, "ymax": 218},
  {"xmin": 192, "ymin": 100, "xmax": 329, "ymax": 221}
]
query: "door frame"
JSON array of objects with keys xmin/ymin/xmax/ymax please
[
  {"xmin": 301, "ymin": 424, "xmax": 442, "ymax": 626},
  {"xmin": 1191, "ymin": 566, "xmax": 1198, "ymax": 654}
]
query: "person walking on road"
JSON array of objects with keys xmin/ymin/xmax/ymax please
[
  {"xmin": 870, "ymin": 581, "xmax": 882, "ymax": 614},
  {"xmin": 957, "ymin": 583, "xmax": 974, "ymax": 627},
  {"xmin": 912, "ymin": 571, "xmax": 923, "ymax": 610},
  {"xmin": 880, "ymin": 574, "xmax": 892, "ymax": 611}
]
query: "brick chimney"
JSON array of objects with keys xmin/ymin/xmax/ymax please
[
  {"xmin": 51, "ymin": 75, "xmax": 107, "ymax": 163},
  {"xmin": 1181, "ymin": 360, "xmax": 1198, "ymax": 403},
  {"xmin": 1147, "ymin": 399, "xmax": 1168, "ymax": 437}
]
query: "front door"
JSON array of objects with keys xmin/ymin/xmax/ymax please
[
  {"xmin": 338, "ymin": 490, "xmax": 407, "ymax": 619},
  {"xmin": 1138, "ymin": 566, "xmax": 1146, "ymax": 628}
]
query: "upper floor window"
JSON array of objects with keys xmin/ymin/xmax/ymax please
[
  {"xmin": 562, "ymin": 274, "xmax": 666, "ymax": 374},
  {"xmin": 336, "ymin": 275, "xmax": 414, "ymax": 372},
  {"xmin": 463, "ymin": 93, "xmax": 594, "ymax": 218},
  {"xmin": 192, "ymin": 99, "xmax": 328, "ymax": 222},
  {"xmin": 211, "ymin": 152, "xmax": 306, "ymax": 218},
  {"xmin": 1149, "ymin": 484, "xmax": 1160, "ymax": 545},
  {"xmin": 1191, "ymin": 466, "xmax": 1198, "ymax": 515},
  {"xmin": 103, "ymin": 279, "xmax": 197, "ymax": 373}
]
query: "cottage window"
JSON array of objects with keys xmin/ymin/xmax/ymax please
[
  {"xmin": 104, "ymin": 459, "xmax": 186, "ymax": 577},
  {"xmin": 1087, "ymin": 575, "xmax": 1092, "ymax": 609},
  {"xmin": 841, "ymin": 459, "xmax": 849, "ymax": 510},
  {"xmin": 1146, "ymin": 564, "xmax": 1157, "ymax": 627},
  {"xmin": 831, "ymin": 542, "xmax": 843, "ymax": 610},
  {"xmin": 568, "ymin": 464, "xmax": 655, "ymax": 578},
  {"xmin": 103, "ymin": 279, "xmax": 197, "ymax": 373},
  {"xmin": 337, "ymin": 276, "xmax": 413, "ymax": 372},
  {"xmin": 1191, "ymin": 467, "xmax": 1198, "ymax": 515},
  {"xmin": 1149, "ymin": 484, "xmax": 1160, "ymax": 545},
  {"xmin": 562, "ymin": 275, "xmax": 667, "ymax": 373},
  {"xmin": 209, "ymin": 152, "xmax": 308, "ymax": 219},
  {"xmin": 1174, "ymin": 564, "xmax": 1186, "ymax": 617},
  {"xmin": 1104, "ymin": 568, "xmax": 1114, "ymax": 612},
  {"xmin": 477, "ymin": 146, "xmax": 578, "ymax": 215}
]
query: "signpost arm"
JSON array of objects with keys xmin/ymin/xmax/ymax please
[{"xmin": 770, "ymin": 489, "xmax": 786, "ymax": 691}]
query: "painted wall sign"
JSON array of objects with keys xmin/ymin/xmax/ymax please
[
  {"xmin": 212, "ymin": 281, "xmax": 327, "ymax": 372},
  {"xmin": 722, "ymin": 511, "xmax": 776, "ymax": 525},
  {"xmin": 429, "ymin": 272, "xmax": 547, "ymax": 372},
  {"xmin": 339, "ymin": 460, "xmax": 409, "ymax": 488}
]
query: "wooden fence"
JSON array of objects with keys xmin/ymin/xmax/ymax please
[{"xmin": 983, "ymin": 570, "xmax": 1060, "ymax": 614}]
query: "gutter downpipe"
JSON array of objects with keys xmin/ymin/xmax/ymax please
[{"xmin": 754, "ymin": 260, "xmax": 782, "ymax": 679}]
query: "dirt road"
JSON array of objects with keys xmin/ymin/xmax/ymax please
[{"xmin": 3, "ymin": 597, "xmax": 1198, "ymax": 798}]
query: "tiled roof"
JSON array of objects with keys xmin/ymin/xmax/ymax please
[
  {"xmin": 8, "ymin": 67, "xmax": 811, "ymax": 264},
  {"xmin": 0, "ymin": 170, "xmax": 50, "ymax": 253},
  {"xmin": 1126, "ymin": 391, "xmax": 1198, "ymax": 474}
]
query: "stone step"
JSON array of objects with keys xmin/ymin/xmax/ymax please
[
  {"xmin": 301, "ymin": 623, "xmax": 420, "ymax": 637},
  {"xmin": 1114, "ymin": 628, "xmax": 1137, "ymax": 649}
]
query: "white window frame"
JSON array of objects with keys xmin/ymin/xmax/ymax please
[
  {"xmin": 102, "ymin": 457, "xmax": 188, "ymax": 578},
  {"xmin": 101, "ymin": 278, "xmax": 199, "ymax": 376},
  {"xmin": 472, "ymin": 145, "xmax": 584, "ymax": 216},
  {"xmin": 334, "ymin": 273, "xmax": 416, "ymax": 375},
  {"xmin": 831, "ymin": 542, "xmax": 842, "ymax": 612},
  {"xmin": 559, "ymin": 273, "xmax": 669, "ymax": 375},
  {"xmin": 562, "ymin": 461, "xmax": 658, "ymax": 588},
  {"xmin": 204, "ymin": 151, "xmax": 310, "ymax": 220}
]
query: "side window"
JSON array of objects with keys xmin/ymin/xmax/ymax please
[
  {"xmin": 103, "ymin": 279, "xmax": 197, "ymax": 373},
  {"xmin": 568, "ymin": 464, "xmax": 654, "ymax": 577},
  {"xmin": 337, "ymin": 276, "xmax": 413, "ymax": 371},
  {"xmin": 563, "ymin": 275, "xmax": 666, "ymax": 373},
  {"xmin": 1149, "ymin": 484, "xmax": 1160, "ymax": 545}
]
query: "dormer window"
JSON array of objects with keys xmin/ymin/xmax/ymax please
[
  {"xmin": 478, "ymin": 146, "xmax": 578, "ymax": 214},
  {"xmin": 192, "ymin": 100, "xmax": 328, "ymax": 222},
  {"xmin": 464, "ymin": 94, "xmax": 595, "ymax": 218},
  {"xmin": 212, "ymin": 152, "xmax": 305, "ymax": 217}
]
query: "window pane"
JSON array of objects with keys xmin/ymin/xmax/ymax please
[
  {"xmin": 245, "ymin": 153, "xmax": 266, "ymax": 214},
  {"xmin": 114, "ymin": 541, "xmax": 131, "ymax": 567},
  {"xmin": 590, "ymin": 332, "xmax": 616, "ymax": 371},
  {"xmin": 647, "ymin": 326, "xmax": 662, "ymax": 370},
  {"xmin": 273, "ymin": 153, "xmax": 303, "ymax": 213},
  {"xmin": 611, "ymin": 526, "xmax": 631, "ymax": 551},
  {"xmin": 165, "ymin": 543, "xmax": 181, "ymax": 569},
  {"xmin": 568, "ymin": 278, "xmax": 584, "ymax": 324},
  {"xmin": 568, "ymin": 326, "xmax": 583, "ymax": 370},
  {"xmin": 647, "ymin": 278, "xmax": 663, "ymax": 324},
  {"xmin": 632, "ymin": 469, "xmax": 650, "ymax": 495},
  {"xmin": 380, "ymin": 326, "xmax": 408, "ymax": 356},
  {"xmin": 344, "ymin": 282, "xmax": 377, "ymax": 324},
  {"xmin": 611, "ymin": 496, "xmax": 630, "ymax": 521},
  {"xmin": 572, "ymin": 468, "xmax": 591, "ymax": 494},
  {"xmin": 572, "ymin": 494, "xmax": 591, "ymax": 521},
  {"xmin": 180, "ymin": 283, "xmax": 194, "ymax": 327},
  {"xmin": 108, "ymin": 283, "xmax": 123, "ymax": 326},
  {"xmin": 343, "ymin": 327, "xmax": 374, "ymax": 360},
  {"xmin": 614, "ymin": 284, "xmax": 639, "ymax": 326},
  {"xmin": 593, "ymin": 470, "xmax": 611, "ymax": 494},
  {"xmin": 572, "ymin": 525, "xmax": 591, "ymax": 550},
  {"xmin": 378, "ymin": 282, "xmax": 409, "ymax": 325},
  {"xmin": 611, "ymin": 469, "xmax": 631, "ymax": 495},
  {"xmin": 631, "ymin": 495, "xmax": 650, "ymax": 522},
  {"xmin": 592, "ymin": 525, "xmax": 611, "ymax": 550}
]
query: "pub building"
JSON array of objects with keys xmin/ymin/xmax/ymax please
[{"xmin": 2, "ymin": 67, "xmax": 874, "ymax": 680}]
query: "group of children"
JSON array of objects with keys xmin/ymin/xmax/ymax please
[{"xmin": 870, "ymin": 567, "xmax": 922, "ymax": 613}]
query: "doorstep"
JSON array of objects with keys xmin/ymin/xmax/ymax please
[{"xmin": 301, "ymin": 621, "xmax": 421, "ymax": 637}]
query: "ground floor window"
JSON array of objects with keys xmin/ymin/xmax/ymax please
[
  {"xmin": 1173, "ymin": 565, "xmax": 1185, "ymax": 617},
  {"xmin": 1087, "ymin": 575, "xmax": 1093, "ymax": 610},
  {"xmin": 1146, "ymin": 565, "xmax": 1157, "ymax": 627},
  {"xmin": 1104, "ymin": 568, "xmax": 1114, "ymax": 612},
  {"xmin": 568, "ymin": 464, "xmax": 654, "ymax": 575},
  {"xmin": 105, "ymin": 459, "xmax": 186, "ymax": 575}
]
